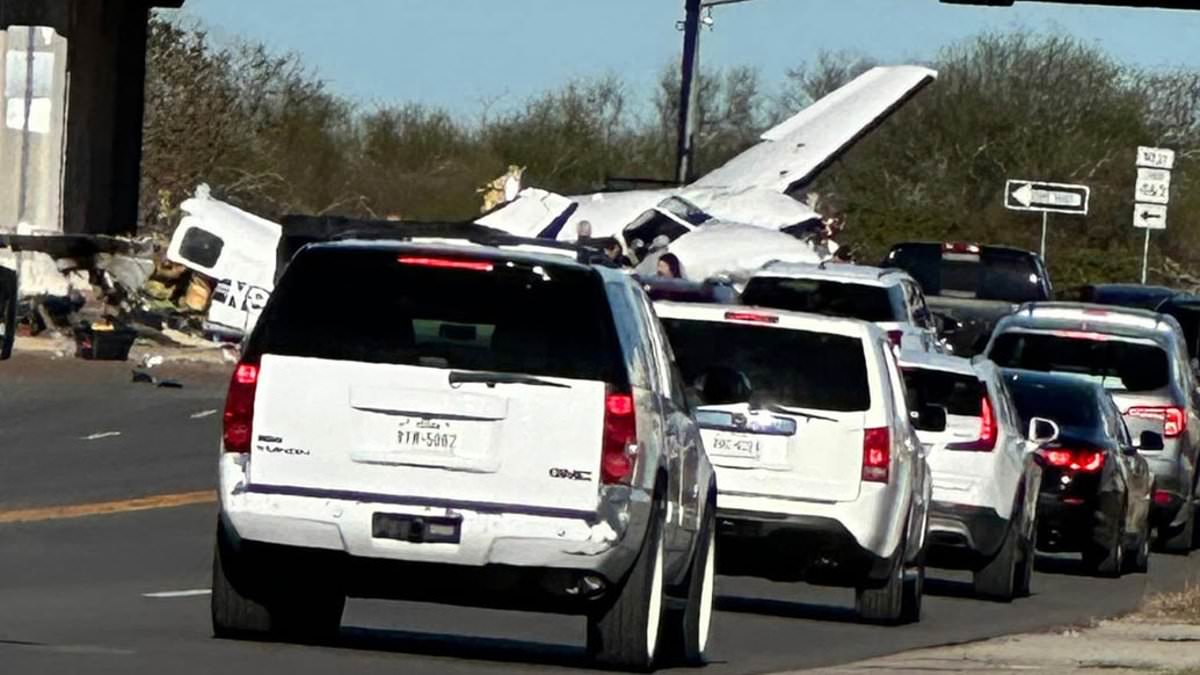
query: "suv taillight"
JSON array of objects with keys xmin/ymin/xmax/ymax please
[
  {"xmin": 223, "ymin": 362, "xmax": 259, "ymax": 453},
  {"xmin": 1039, "ymin": 448, "xmax": 1105, "ymax": 473},
  {"xmin": 886, "ymin": 330, "xmax": 904, "ymax": 349},
  {"xmin": 862, "ymin": 427, "xmax": 890, "ymax": 483},
  {"xmin": 602, "ymin": 391, "xmax": 638, "ymax": 484},
  {"xmin": 947, "ymin": 395, "xmax": 997, "ymax": 452},
  {"xmin": 1127, "ymin": 406, "xmax": 1187, "ymax": 438}
]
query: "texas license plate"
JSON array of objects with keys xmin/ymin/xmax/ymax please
[
  {"xmin": 397, "ymin": 428, "xmax": 459, "ymax": 452},
  {"xmin": 709, "ymin": 433, "xmax": 761, "ymax": 458}
]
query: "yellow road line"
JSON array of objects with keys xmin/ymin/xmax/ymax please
[{"xmin": 0, "ymin": 490, "xmax": 217, "ymax": 524}]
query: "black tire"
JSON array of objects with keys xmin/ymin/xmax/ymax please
[
  {"xmin": 1160, "ymin": 499, "xmax": 1195, "ymax": 555},
  {"xmin": 1014, "ymin": 508, "xmax": 1036, "ymax": 598},
  {"xmin": 1084, "ymin": 516, "xmax": 1124, "ymax": 578},
  {"xmin": 0, "ymin": 267, "xmax": 16, "ymax": 360},
  {"xmin": 900, "ymin": 561, "xmax": 924, "ymax": 624},
  {"xmin": 974, "ymin": 519, "xmax": 1020, "ymax": 602},
  {"xmin": 662, "ymin": 494, "xmax": 716, "ymax": 667},
  {"xmin": 587, "ymin": 504, "xmax": 667, "ymax": 671},
  {"xmin": 211, "ymin": 519, "xmax": 345, "ymax": 642},
  {"xmin": 856, "ymin": 532, "xmax": 910, "ymax": 625}
]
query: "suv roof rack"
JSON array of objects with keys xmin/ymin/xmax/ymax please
[{"xmin": 279, "ymin": 215, "xmax": 617, "ymax": 268}]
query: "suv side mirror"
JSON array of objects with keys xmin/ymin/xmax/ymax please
[
  {"xmin": 911, "ymin": 404, "xmax": 948, "ymax": 433},
  {"xmin": 1028, "ymin": 417, "xmax": 1060, "ymax": 445},
  {"xmin": 1136, "ymin": 430, "xmax": 1165, "ymax": 452}
]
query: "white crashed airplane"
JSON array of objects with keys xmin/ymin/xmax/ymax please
[{"xmin": 477, "ymin": 65, "xmax": 937, "ymax": 279}]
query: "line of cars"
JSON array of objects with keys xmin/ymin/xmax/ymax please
[{"xmin": 206, "ymin": 227, "xmax": 1200, "ymax": 671}]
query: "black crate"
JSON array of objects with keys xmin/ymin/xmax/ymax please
[{"xmin": 74, "ymin": 326, "xmax": 138, "ymax": 361}]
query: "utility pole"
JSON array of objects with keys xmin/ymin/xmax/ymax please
[{"xmin": 674, "ymin": 0, "xmax": 702, "ymax": 185}]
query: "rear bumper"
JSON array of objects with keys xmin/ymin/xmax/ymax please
[
  {"xmin": 715, "ymin": 508, "xmax": 897, "ymax": 587},
  {"xmin": 1037, "ymin": 493, "xmax": 1120, "ymax": 552},
  {"xmin": 218, "ymin": 455, "xmax": 648, "ymax": 585},
  {"xmin": 926, "ymin": 501, "xmax": 1009, "ymax": 569}
]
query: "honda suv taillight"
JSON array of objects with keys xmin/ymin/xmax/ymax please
[
  {"xmin": 947, "ymin": 395, "xmax": 997, "ymax": 452},
  {"xmin": 862, "ymin": 427, "xmax": 890, "ymax": 483},
  {"xmin": 602, "ymin": 391, "xmax": 638, "ymax": 484},
  {"xmin": 1127, "ymin": 406, "xmax": 1187, "ymax": 439},
  {"xmin": 223, "ymin": 362, "xmax": 259, "ymax": 453}
]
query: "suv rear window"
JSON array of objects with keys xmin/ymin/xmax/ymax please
[
  {"xmin": 902, "ymin": 367, "xmax": 984, "ymax": 416},
  {"xmin": 662, "ymin": 319, "xmax": 871, "ymax": 412},
  {"xmin": 247, "ymin": 248, "xmax": 628, "ymax": 386},
  {"xmin": 887, "ymin": 244, "xmax": 1047, "ymax": 303},
  {"xmin": 741, "ymin": 277, "xmax": 901, "ymax": 323},
  {"xmin": 990, "ymin": 332, "xmax": 1170, "ymax": 393},
  {"xmin": 1007, "ymin": 378, "xmax": 1100, "ymax": 430}
]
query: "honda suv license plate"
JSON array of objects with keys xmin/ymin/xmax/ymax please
[{"xmin": 372, "ymin": 513, "xmax": 462, "ymax": 544}]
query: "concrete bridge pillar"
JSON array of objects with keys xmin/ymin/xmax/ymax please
[{"xmin": 1, "ymin": 0, "xmax": 182, "ymax": 236}]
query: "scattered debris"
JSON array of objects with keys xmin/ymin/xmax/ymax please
[
  {"xmin": 131, "ymin": 370, "xmax": 184, "ymax": 389},
  {"xmin": 82, "ymin": 431, "xmax": 122, "ymax": 441}
]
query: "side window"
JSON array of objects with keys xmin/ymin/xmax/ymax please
[
  {"xmin": 632, "ymin": 285, "xmax": 673, "ymax": 397},
  {"xmin": 907, "ymin": 282, "xmax": 931, "ymax": 328},
  {"xmin": 880, "ymin": 340, "xmax": 911, "ymax": 422},
  {"xmin": 604, "ymin": 281, "xmax": 652, "ymax": 391}
]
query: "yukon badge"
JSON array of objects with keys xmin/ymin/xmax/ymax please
[{"xmin": 549, "ymin": 468, "xmax": 593, "ymax": 482}]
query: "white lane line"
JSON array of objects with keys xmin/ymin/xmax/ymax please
[
  {"xmin": 142, "ymin": 589, "xmax": 212, "ymax": 599},
  {"xmin": 83, "ymin": 431, "xmax": 122, "ymax": 441},
  {"xmin": 190, "ymin": 409, "xmax": 218, "ymax": 419}
]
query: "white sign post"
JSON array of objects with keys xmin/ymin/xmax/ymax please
[
  {"xmin": 1004, "ymin": 179, "xmax": 1090, "ymax": 262},
  {"xmin": 1134, "ymin": 146, "xmax": 1175, "ymax": 284}
]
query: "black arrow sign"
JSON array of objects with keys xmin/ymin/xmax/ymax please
[{"xmin": 1141, "ymin": 210, "xmax": 1163, "ymax": 221}]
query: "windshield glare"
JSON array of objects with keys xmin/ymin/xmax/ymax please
[
  {"xmin": 989, "ymin": 332, "xmax": 1170, "ymax": 393},
  {"xmin": 742, "ymin": 278, "xmax": 901, "ymax": 323},
  {"xmin": 662, "ymin": 318, "xmax": 871, "ymax": 412}
]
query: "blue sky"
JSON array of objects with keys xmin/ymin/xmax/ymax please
[{"xmin": 175, "ymin": 1, "xmax": 1200, "ymax": 114}]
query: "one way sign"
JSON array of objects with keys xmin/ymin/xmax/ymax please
[
  {"xmin": 1005, "ymin": 180, "xmax": 1090, "ymax": 215},
  {"xmin": 1134, "ymin": 203, "xmax": 1167, "ymax": 230}
]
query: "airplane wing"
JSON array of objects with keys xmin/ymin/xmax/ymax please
[{"xmin": 691, "ymin": 65, "xmax": 937, "ymax": 195}]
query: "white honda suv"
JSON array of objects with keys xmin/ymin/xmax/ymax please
[
  {"xmin": 212, "ymin": 231, "xmax": 717, "ymax": 670},
  {"xmin": 900, "ymin": 352, "xmax": 1044, "ymax": 601},
  {"xmin": 654, "ymin": 301, "xmax": 932, "ymax": 624}
]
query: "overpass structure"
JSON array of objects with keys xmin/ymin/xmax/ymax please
[{"xmin": 1, "ymin": 0, "xmax": 182, "ymax": 237}]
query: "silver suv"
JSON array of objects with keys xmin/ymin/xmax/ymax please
[{"xmin": 985, "ymin": 302, "xmax": 1199, "ymax": 552}]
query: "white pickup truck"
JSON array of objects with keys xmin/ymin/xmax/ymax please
[
  {"xmin": 213, "ymin": 234, "xmax": 718, "ymax": 670},
  {"xmin": 654, "ymin": 301, "xmax": 931, "ymax": 624}
]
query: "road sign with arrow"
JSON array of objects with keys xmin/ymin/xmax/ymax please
[
  {"xmin": 1133, "ymin": 146, "xmax": 1174, "ymax": 283},
  {"xmin": 1134, "ymin": 203, "xmax": 1167, "ymax": 230},
  {"xmin": 1004, "ymin": 180, "xmax": 1090, "ymax": 215}
]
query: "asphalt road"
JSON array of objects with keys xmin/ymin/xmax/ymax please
[{"xmin": 2, "ymin": 354, "xmax": 1199, "ymax": 675}]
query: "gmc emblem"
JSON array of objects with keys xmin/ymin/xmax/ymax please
[{"xmin": 548, "ymin": 468, "xmax": 593, "ymax": 481}]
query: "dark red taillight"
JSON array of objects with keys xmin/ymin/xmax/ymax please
[
  {"xmin": 1127, "ymin": 406, "xmax": 1186, "ymax": 439},
  {"xmin": 1154, "ymin": 490, "xmax": 1176, "ymax": 507},
  {"xmin": 1039, "ymin": 448, "xmax": 1105, "ymax": 473},
  {"xmin": 725, "ymin": 311, "xmax": 779, "ymax": 325},
  {"xmin": 602, "ymin": 391, "xmax": 637, "ymax": 484},
  {"xmin": 947, "ymin": 395, "xmax": 996, "ymax": 452},
  {"xmin": 943, "ymin": 242, "xmax": 981, "ymax": 254},
  {"xmin": 886, "ymin": 330, "xmax": 904, "ymax": 349},
  {"xmin": 862, "ymin": 427, "xmax": 890, "ymax": 483},
  {"xmin": 397, "ymin": 256, "xmax": 494, "ymax": 272},
  {"xmin": 223, "ymin": 362, "xmax": 259, "ymax": 453}
]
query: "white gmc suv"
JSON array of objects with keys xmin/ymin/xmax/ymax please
[
  {"xmin": 900, "ymin": 353, "xmax": 1043, "ymax": 601},
  {"xmin": 212, "ymin": 232, "xmax": 717, "ymax": 670},
  {"xmin": 654, "ymin": 301, "xmax": 932, "ymax": 624}
]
